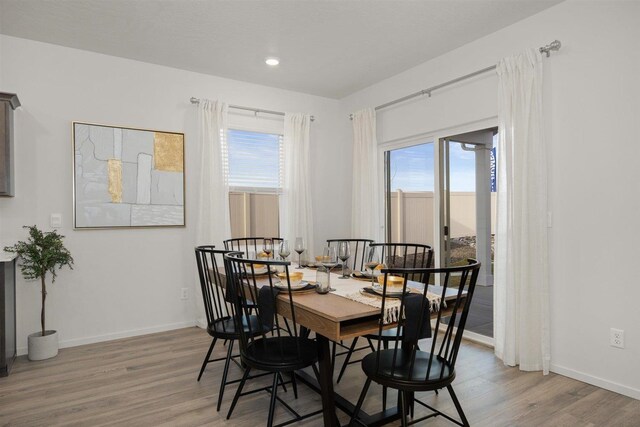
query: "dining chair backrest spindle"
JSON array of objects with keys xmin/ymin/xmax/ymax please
[
  {"xmin": 370, "ymin": 242, "xmax": 433, "ymax": 281},
  {"xmin": 223, "ymin": 237, "xmax": 284, "ymax": 256},
  {"xmin": 326, "ymin": 238, "xmax": 375, "ymax": 272}
]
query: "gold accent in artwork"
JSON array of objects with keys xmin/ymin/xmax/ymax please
[
  {"xmin": 154, "ymin": 132, "xmax": 184, "ymax": 172},
  {"xmin": 107, "ymin": 159, "xmax": 123, "ymax": 203}
]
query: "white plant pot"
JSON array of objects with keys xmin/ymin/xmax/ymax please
[{"xmin": 28, "ymin": 330, "xmax": 59, "ymax": 361}]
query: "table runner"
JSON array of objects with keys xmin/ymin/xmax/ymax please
[{"xmin": 297, "ymin": 268, "xmax": 441, "ymax": 324}]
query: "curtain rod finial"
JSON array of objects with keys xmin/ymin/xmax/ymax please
[{"xmin": 540, "ymin": 40, "xmax": 561, "ymax": 57}]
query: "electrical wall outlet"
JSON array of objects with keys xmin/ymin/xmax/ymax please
[
  {"xmin": 610, "ymin": 328, "xmax": 624, "ymax": 349},
  {"xmin": 180, "ymin": 288, "xmax": 188, "ymax": 300},
  {"xmin": 50, "ymin": 213, "xmax": 62, "ymax": 228}
]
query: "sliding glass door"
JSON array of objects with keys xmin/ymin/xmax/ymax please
[
  {"xmin": 383, "ymin": 127, "xmax": 497, "ymax": 339},
  {"xmin": 384, "ymin": 142, "xmax": 435, "ymax": 247}
]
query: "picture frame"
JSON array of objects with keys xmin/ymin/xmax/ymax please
[{"xmin": 72, "ymin": 122, "xmax": 185, "ymax": 229}]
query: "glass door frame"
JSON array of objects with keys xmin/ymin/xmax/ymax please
[{"xmin": 379, "ymin": 117, "xmax": 497, "ymax": 272}]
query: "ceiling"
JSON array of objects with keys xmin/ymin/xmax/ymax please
[{"xmin": 0, "ymin": 0, "xmax": 562, "ymax": 98}]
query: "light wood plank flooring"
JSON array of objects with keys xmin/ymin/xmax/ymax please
[{"xmin": 0, "ymin": 327, "xmax": 638, "ymax": 426}]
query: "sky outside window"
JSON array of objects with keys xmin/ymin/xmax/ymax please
[
  {"xmin": 389, "ymin": 142, "xmax": 478, "ymax": 192},
  {"xmin": 227, "ymin": 129, "xmax": 281, "ymax": 189}
]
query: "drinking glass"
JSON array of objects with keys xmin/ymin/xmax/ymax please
[
  {"xmin": 263, "ymin": 239, "xmax": 273, "ymax": 260},
  {"xmin": 338, "ymin": 241, "xmax": 351, "ymax": 279},
  {"xmin": 364, "ymin": 246, "xmax": 380, "ymax": 287},
  {"xmin": 278, "ymin": 240, "xmax": 291, "ymax": 261},
  {"xmin": 294, "ymin": 237, "xmax": 305, "ymax": 269},
  {"xmin": 317, "ymin": 246, "xmax": 338, "ymax": 293}
]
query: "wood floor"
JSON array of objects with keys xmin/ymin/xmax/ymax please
[{"xmin": 1, "ymin": 327, "xmax": 638, "ymax": 426}]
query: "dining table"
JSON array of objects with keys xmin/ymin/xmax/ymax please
[{"xmin": 221, "ymin": 263, "xmax": 464, "ymax": 427}]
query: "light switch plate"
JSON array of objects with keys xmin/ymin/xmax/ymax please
[{"xmin": 50, "ymin": 213, "xmax": 62, "ymax": 228}]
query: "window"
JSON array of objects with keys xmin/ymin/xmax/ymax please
[
  {"xmin": 227, "ymin": 129, "xmax": 283, "ymax": 193},
  {"xmin": 226, "ymin": 129, "xmax": 283, "ymax": 238}
]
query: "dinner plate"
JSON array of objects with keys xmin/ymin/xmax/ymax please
[
  {"xmin": 364, "ymin": 285, "xmax": 408, "ymax": 298},
  {"xmin": 275, "ymin": 280, "xmax": 313, "ymax": 291},
  {"xmin": 352, "ymin": 271, "xmax": 381, "ymax": 279}
]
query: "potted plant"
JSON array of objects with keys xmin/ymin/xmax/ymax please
[{"xmin": 4, "ymin": 225, "xmax": 73, "ymax": 361}]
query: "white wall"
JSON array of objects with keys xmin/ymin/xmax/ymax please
[
  {"xmin": 0, "ymin": 35, "xmax": 350, "ymax": 353},
  {"xmin": 343, "ymin": 0, "xmax": 640, "ymax": 399}
]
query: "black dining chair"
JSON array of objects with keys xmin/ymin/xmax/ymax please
[
  {"xmin": 194, "ymin": 246, "xmax": 276, "ymax": 413},
  {"xmin": 223, "ymin": 237, "xmax": 284, "ymax": 255},
  {"xmin": 335, "ymin": 242, "xmax": 434, "ymax": 393},
  {"xmin": 348, "ymin": 259, "xmax": 481, "ymax": 427},
  {"xmin": 224, "ymin": 255, "xmax": 324, "ymax": 427}
]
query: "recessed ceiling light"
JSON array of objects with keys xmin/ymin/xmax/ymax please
[{"xmin": 265, "ymin": 57, "xmax": 280, "ymax": 66}]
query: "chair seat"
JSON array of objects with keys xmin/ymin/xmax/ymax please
[
  {"xmin": 207, "ymin": 315, "xmax": 265, "ymax": 339},
  {"xmin": 365, "ymin": 327, "xmax": 403, "ymax": 341},
  {"xmin": 362, "ymin": 349, "xmax": 454, "ymax": 391},
  {"xmin": 243, "ymin": 336, "xmax": 318, "ymax": 372}
]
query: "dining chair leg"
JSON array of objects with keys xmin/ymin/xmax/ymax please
[
  {"xmin": 216, "ymin": 339, "xmax": 235, "ymax": 411},
  {"xmin": 447, "ymin": 385, "xmax": 470, "ymax": 427},
  {"xmin": 277, "ymin": 373, "xmax": 287, "ymax": 393},
  {"xmin": 267, "ymin": 373, "xmax": 279, "ymax": 427},
  {"xmin": 399, "ymin": 391, "xmax": 409, "ymax": 427},
  {"xmin": 382, "ymin": 340, "xmax": 389, "ymax": 411},
  {"xmin": 311, "ymin": 363, "xmax": 321, "ymax": 383},
  {"xmin": 290, "ymin": 371, "xmax": 298, "ymax": 399},
  {"xmin": 331, "ymin": 341, "xmax": 337, "ymax": 370},
  {"xmin": 336, "ymin": 337, "xmax": 358, "ymax": 383},
  {"xmin": 366, "ymin": 337, "xmax": 375, "ymax": 351},
  {"xmin": 409, "ymin": 391, "xmax": 415, "ymax": 418},
  {"xmin": 226, "ymin": 367, "xmax": 251, "ymax": 420},
  {"xmin": 197, "ymin": 337, "xmax": 217, "ymax": 381},
  {"xmin": 348, "ymin": 377, "xmax": 371, "ymax": 427},
  {"xmin": 382, "ymin": 386, "xmax": 387, "ymax": 411}
]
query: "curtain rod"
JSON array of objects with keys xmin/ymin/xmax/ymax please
[
  {"xmin": 190, "ymin": 97, "xmax": 315, "ymax": 121},
  {"xmin": 349, "ymin": 40, "xmax": 561, "ymax": 120}
]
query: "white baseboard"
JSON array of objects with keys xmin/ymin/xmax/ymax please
[
  {"xmin": 456, "ymin": 330, "xmax": 639, "ymax": 401},
  {"xmin": 17, "ymin": 320, "xmax": 197, "ymax": 356},
  {"xmin": 550, "ymin": 363, "xmax": 640, "ymax": 401},
  {"xmin": 462, "ymin": 330, "xmax": 495, "ymax": 347}
]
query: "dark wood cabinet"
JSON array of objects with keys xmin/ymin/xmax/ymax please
[
  {"xmin": 0, "ymin": 255, "xmax": 17, "ymax": 376},
  {"xmin": 0, "ymin": 92, "xmax": 20, "ymax": 197}
]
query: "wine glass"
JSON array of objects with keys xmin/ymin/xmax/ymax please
[
  {"xmin": 365, "ymin": 246, "xmax": 380, "ymax": 288},
  {"xmin": 278, "ymin": 240, "xmax": 291, "ymax": 261},
  {"xmin": 318, "ymin": 246, "xmax": 338, "ymax": 293},
  {"xmin": 263, "ymin": 239, "xmax": 273, "ymax": 260},
  {"xmin": 294, "ymin": 237, "xmax": 305, "ymax": 269},
  {"xmin": 338, "ymin": 241, "xmax": 351, "ymax": 279}
]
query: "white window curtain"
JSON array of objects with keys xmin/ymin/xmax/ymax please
[
  {"xmin": 196, "ymin": 99, "xmax": 231, "ymax": 247},
  {"xmin": 351, "ymin": 108, "xmax": 383, "ymax": 242},
  {"xmin": 494, "ymin": 49, "xmax": 550, "ymax": 374},
  {"xmin": 279, "ymin": 113, "xmax": 315, "ymax": 258}
]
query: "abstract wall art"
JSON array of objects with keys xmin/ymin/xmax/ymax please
[{"xmin": 73, "ymin": 122, "xmax": 185, "ymax": 229}]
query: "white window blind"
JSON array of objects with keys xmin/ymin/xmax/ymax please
[{"xmin": 226, "ymin": 128, "xmax": 283, "ymax": 193}]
